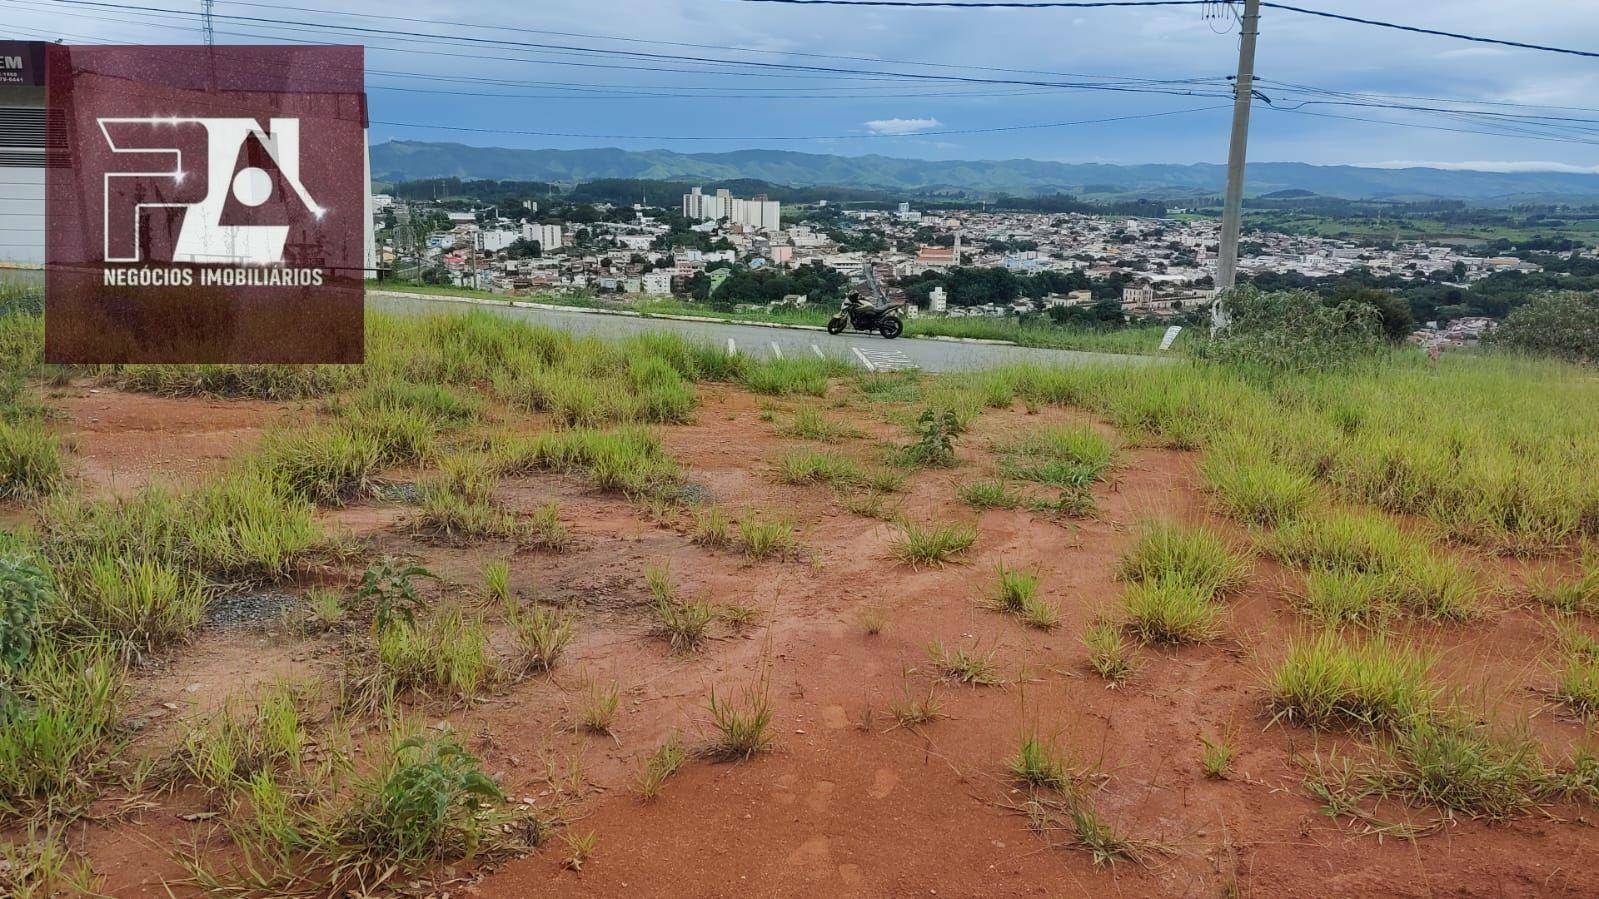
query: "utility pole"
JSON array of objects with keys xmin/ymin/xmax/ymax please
[{"xmin": 1213, "ymin": 0, "xmax": 1261, "ymax": 329}]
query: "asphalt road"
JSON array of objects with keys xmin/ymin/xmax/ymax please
[{"xmin": 371, "ymin": 290, "xmax": 1160, "ymax": 373}]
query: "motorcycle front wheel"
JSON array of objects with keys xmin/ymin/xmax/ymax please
[
  {"xmin": 879, "ymin": 317, "xmax": 903, "ymax": 339},
  {"xmin": 826, "ymin": 316, "xmax": 847, "ymax": 335}
]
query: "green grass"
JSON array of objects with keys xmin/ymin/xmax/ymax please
[
  {"xmin": 494, "ymin": 425, "xmax": 680, "ymax": 497},
  {"xmin": 739, "ymin": 357, "xmax": 843, "ymax": 397},
  {"xmin": 180, "ymin": 683, "xmax": 306, "ymax": 790},
  {"xmin": 506, "ymin": 605, "xmax": 573, "ymax": 674},
  {"xmin": 636, "ymin": 731, "xmax": 688, "ymax": 800},
  {"xmin": 1008, "ymin": 731, "xmax": 1076, "ymax": 792},
  {"xmin": 995, "ymin": 425, "xmax": 1114, "ymax": 488},
  {"xmin": 983, "ymin": 353, "xmax": 1599, "ymax": 554},
  {"xmin": 707, "ymin": 675, "xmax": 775, "ymax": 761},
  {"xmin": 0, "ymin": 827, "xmax": 102, "ymax": 897},
  {"xmin": 981, "ymin": 563, "xmax": 1059, "ymax": 629},
  {"xmin": 1118, "ymin": 519, "xmax": 1252, "ymax": 600},
  {"xmin": 1268, "ymin": 632, "xmax": 1438, "ymax": 732},
  {"xmin": 1199, "ymin": 437, "xmax": 1318, "ymax": 526},
  {"xmin": 1082, "ymin": 619, "xmax": 1139, "ymax": 684},
  {"xmin": 891, "ymin": 520, "xmax": 978, "ymax": 567},
  {"xmin": 1297, "ymin": 568, "xmax": 1393, "ymax": 628},
  {"xmin": 779, "ymin": 407, "xmax": 863, "ymax": 442},
  {"xmin": 0, "ymin": 641, "xmax": 126, "ymax": 811},
  {"xmin": 736, "ymin": 513, "xmax": 801, "ymax": 560},
  {"xmin": 775, "ymin": 448, "xmax": 864, "ymax": 487},
  {"xmin": 0, "ymin": 418, "xmax": 64, "ymax": 501},
  {"xmin": 1121, "ymin": 578, "xmax": 1222, "ymax": 645},
  {"xmin": 1265, "ymin": 509, "xmax": 1413, "ymax": 575},
  {"xmin": 376, "ymin": 607, "xmax": 497, "ymax": 702},
  {"xmin": 957, "ymin": 479, "xmax": 1024, "ymax": 511},
  {"xmin": 926, "ymin": 639, "xmax": 1001, "ymax": 685},
  {"xmin": 1268, "ymin": 510, "xmax": 1480, "ymax": 622},
  {"xmin": 1200, "ymin": 734, "xmax": 1237, "ymax": 779},
  {"xmin": 646, "ymin": 562, "xmax": 716, "ymax": 652},
  {"xmin": 1556, "ymin": 652, "xmax": 1599, "ymax": 717}
]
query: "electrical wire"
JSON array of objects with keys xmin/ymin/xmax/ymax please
[{"xmin": 738, "ymin": 0, "xmax": 1599, "ymax": 60}]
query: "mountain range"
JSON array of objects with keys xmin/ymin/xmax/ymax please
[{"xmin": 370, "ymin": 140, "xmax": 1599, "ymax": 203}]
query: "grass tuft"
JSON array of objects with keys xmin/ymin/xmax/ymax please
[{"xmin": 891, "ymin": 520, "xmax": 978, "ymax": 567}]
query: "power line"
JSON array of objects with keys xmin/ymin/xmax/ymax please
[
  {"xmin": 739, "ymin": 0, "xmax": 1599, "ymax": 60},
  {"xmin": 368, "ymin": 104, "xmax": 1230, "ymax": 141},
  {"xmin": 12, "ymin": 0, "xmax": 1234, "ymax": 97},
  {"xmin": 1259, "ymin": 3, "xmax": 1599, "ymax": 61}
]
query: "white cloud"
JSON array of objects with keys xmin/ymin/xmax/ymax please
[
  {"xmin": 863, "ymin": 117, "xmax": 942, "ymax": 136},
  {"xmin": 1361, "ymin": 160, "xmax": 1599, "ymax": 174}
]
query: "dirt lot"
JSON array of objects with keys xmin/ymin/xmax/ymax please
[{"xmin": 11, "ymin": 378, "xmax": 1599, "ymax": 898}]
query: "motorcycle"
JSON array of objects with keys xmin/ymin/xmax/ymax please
[{"xmin": 827, "ymin": 293, "xmax": 905, "ymax": 339}]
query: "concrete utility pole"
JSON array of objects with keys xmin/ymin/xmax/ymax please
[{"xmin": 1213, "ymin": 0, "xmax": 1261, "ymax": 329}]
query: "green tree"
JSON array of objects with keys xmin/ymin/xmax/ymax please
[{"xmin": 1489, "ymin": 292, "xmax": 1599, "ymax": 363}]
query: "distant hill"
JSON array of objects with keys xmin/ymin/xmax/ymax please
[{"xmin": 370, "ymin": 141, "xmax": 1599, "ymax": 204}]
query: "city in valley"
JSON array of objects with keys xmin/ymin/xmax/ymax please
[{"xmin": 378, "ymin": 184, "xmax": 1554, "ymax": 347}]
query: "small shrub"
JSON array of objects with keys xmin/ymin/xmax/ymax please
[
  {"xmin": 0, "ymin": 555, "xmax": 50, "ymax": 671},
  {"xmin": 357, "ymin": 557, "xmax": 434, "ymax": 636},
  {"xmin": 327, "ymin": 734, "xmax": 518, "ymax": 884},
  {"xmin": 901, "ymin": 408, "xmax": 960, "ymax": 468}
]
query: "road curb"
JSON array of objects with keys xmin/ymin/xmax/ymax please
[{"xmin": 368, "ymin": 289, "xmax": 1021, "ymax": 347}]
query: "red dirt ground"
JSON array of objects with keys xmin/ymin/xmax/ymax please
[{"xmin": 9, "ymin": 382, "xmax": 1599, "ymax": 897}]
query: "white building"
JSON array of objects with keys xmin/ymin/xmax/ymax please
[
  {"xmin": 476, "ymin": 229, "xmax": 519, "ymax": 253},
  {"xmin": 682, "ymin": 186, "xmax": 780, "ymax": 231},
  {"xmin": 522, "ymin": 222, "xmax": 564, "ymax": 252},
  {"xmin": 730, "ymin": 197, "xmax": 781, "ymax": 231},
  {"xmin": 642, "ymin": 270, "xmax": 674, "ymax": 296},
  {"xmin": 928, "ymin": 285, "xmax": 948, "ymax": 313}
]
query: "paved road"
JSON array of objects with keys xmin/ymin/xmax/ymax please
[{"xmin": 371, "ymin": 290, "xmax": 1159, "ymax": 373}]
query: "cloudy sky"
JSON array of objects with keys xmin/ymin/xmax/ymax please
[{"xmin": 7, "ymin": 0, "xmax": 1599, "ymax": 169}]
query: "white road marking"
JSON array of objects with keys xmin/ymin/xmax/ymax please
[
  {"xmin": 769, "ymin": 341, "xmax": 783, "ymax": 359},
  {"xmin": 810, "ymin": 344, "xmax": 825, "ymax": 359},
  {"xmin": 851, "ymin": 346, "xmax": 876, "ymax": 372},
  {"xmin": 854, "ymin": 346, "xmax": 918, "ymax": 371},
  {"xmin": 726, "ymin": 337, "xmax": 736, "ymax": 356}
]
